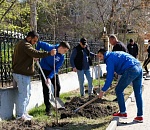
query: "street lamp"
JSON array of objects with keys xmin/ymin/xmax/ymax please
[{"xmin": 101, "ymin": 27, "xmax": 109, "ymax": 51}]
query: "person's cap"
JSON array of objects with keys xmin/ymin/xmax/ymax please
[
  {"xmin": 80, "ymin": 38, "xmax": 87, "ymax": 45},
  {"xmin": 129, "ymin": 39, "xmax": 134, "ymax": 43}
]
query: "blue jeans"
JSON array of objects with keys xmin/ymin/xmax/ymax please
[
  {"xmin": 77, "ymin": 69, "xmax": 93, "ymax": 96},
  {"xmin": 115, "ymin": 64, "xmax": 143, "ymax": 116},
  {"xmin": 13, "ymin": 73, "xmax": 31, "ymax": 117}
]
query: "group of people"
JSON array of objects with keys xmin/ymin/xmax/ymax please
[
  {"xmin": 12, "ymin": 31, "xmax": 149, "ymax": 123},
  {"xmin": 12, "ymin": 31, "xmax": 71, "ymax": 120}
]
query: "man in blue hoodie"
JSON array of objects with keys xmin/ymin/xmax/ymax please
[
  {"xmin": 97, "ymin": 49, "xmax": 143, "ymax": 123},
  {"xmin": 36, "ymin": 41, "xmax": 70, "ymax": 115},
  {"xmin": 109, "ymin": 34, "xmax": 128, "ymax": 101}
]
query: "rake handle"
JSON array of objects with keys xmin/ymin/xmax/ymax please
[
  {"xmin": 74, "ymin": 96, "xmax": 98, "ymax": 113},
  {"xmin": 74, "ymin": 86, "xmax": 115, "ymax": 113},
  {"xmin": 36, "ymin": 61, "xmax": 47, "ymax": 81},
  {"xmin": 36, "ymin": 61, "xmax": 54, "ymax": 94}
]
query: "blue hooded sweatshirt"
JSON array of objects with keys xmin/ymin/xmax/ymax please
[
  {"xmin": 102, "ymin": 51, "xmax": 140, "ymax": 92},
  {"xmin": 36, "ymin": 41, "xmax": 65, "ymax": 79}
]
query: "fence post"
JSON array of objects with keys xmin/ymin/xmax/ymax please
[
  {"xmin": 0, "ymin": 36, "xmax": 3, "ymax": 87},
  {"xmin": 65, "ymin": 33, "xmax": 68, "ymax": 73}
]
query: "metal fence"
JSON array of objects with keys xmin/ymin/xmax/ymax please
[{"xmin": 0, "ymin": 30, "xmax": 104, "ymax": 87}]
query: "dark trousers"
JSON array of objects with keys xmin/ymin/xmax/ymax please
[
  {"xmin": 143, "ymin": 57, "xmax": 150, "ymax": 73},
  {"xmin": 41, "ymin": 69, "xmax": 61, "ymax": 112}
]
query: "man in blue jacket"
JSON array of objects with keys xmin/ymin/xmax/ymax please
[
  {"xmin": 109, "ymin": 34, "xmax": 128, "ymax": 101},
  {"xmin": 36, "ymin": 41, "xmax": 70, "ymax": 115},
  {"xmin": 97, "ymin": 49, "xmax": 143, "ymax": 123}
]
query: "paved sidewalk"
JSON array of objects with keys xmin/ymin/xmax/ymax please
[{"xmin": 116, "ymin": 79, "xmax": 150, "ymax": 130}]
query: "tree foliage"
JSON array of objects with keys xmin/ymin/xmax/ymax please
[
  {"xmin": 0, "ymin": 0, "xmax": 30, "ymax": 32},
  {"xmin": 0, "ymin": 0, "xmax": 150, "ymax": 40}
]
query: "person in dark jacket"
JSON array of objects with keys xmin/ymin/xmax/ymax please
[
  {"xmin": 143, "ymin": 40, "xmax": 150, "ymax": 74},
  {"xmin": 12, "ymin": 31, "xmax": 56, "ymax": 121},
  {"xmin": 70, "ymin": 38, "xmax": 95, "ymax": 97},
  {"xmin": 127, "ymin": 39, "xmax": 138, "ymax": 58},
  {"xmin": 98, "ymin": 49, "xmax": 143, "ymax": 123},
  {"xmin": 109, "ymin": 34, "xmax": 127, "ymax": 52},
  {"xmin": 36, "ymin": 41, "xmax": 70, "ymax": 115}
]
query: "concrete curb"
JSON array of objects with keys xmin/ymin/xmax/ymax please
[{"xmin": 106, "ymin": 91, "xmax": 135, "ymax": 130}]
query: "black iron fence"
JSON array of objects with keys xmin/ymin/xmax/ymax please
[{"xmin": 0, "ymin": 30, "xmax": 104, "ymax": 87}]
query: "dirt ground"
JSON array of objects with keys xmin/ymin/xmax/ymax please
[
  {"xmin": 60, "ymin": 95, "xmax": 117, "ymax": 119},
  {"xmin": 0, "ymin": 80, "xmax": 121, "ymax": 130},
  {"xmin": 0, "ymin": 93, "xmax": 118, "ymax": 130}
]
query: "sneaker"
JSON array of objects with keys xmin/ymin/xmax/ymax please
[
  {"xmin": 113, "ymin": 113, "xmax": 127, "ymax": 118},
  {"xmin": 134, "ymin": 116, "xmax": 143, "ymax": 123},
  {"xmin": 16, "ymin": 114, "xmax": 31, "ymax": 121},
  {"xmin": 25, "ymin": 113, "xmax": 33, "ymax": 119}
]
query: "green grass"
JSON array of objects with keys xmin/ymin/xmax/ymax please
[
  {"xmin": 28, "ymin": 104, "xmax": 50, "ymax": 121},
  {"xmin": 59, "ymin": 116, "xmax": 113, "ymax": 130},
  {"xmin": 59, "ymin": 91, "xmax": 80, "ymax": 102},
  {"xmin": 92, "ymin": 78, "xmax": 105, "ymax": 86},
  {"xmin": 28, "ymin": 89, "xmax": 80, "ymax": 121}
]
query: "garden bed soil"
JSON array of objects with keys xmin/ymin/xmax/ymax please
[
  {"xmin": 0, "ymin": 93, "xmax": 118, "ymax": 130},
  {"xmin": 1, "ymin": 81, "xmax": 133, "ymax": 130},
  {"xmin": 60, "ymin": 95, "xmax": 117, "ymax": 119}
]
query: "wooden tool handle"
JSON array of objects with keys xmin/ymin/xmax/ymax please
[
  {"xmin": 36, "ymin": 61, "xmax": 47, "ymax": 81},
  {"xmin": 79, "ymin": 96, "xmax": 98, "ymax": 109},
  {"xmin": 74, "ymin": 86, "xmax": 115, "ymax": 113}
]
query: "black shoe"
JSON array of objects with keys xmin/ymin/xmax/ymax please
[
  {"xmin": 58, "ymin": 107, "xmax": 65, "ymax": 110},
  {"xmin": 81, "ymin": 95, "xmax": 84, "ymax": 98},
  {"xmin": 88, "ymin": 94, "xmax": 94, "ymax": 100},
  {"xmin": 46, "ymin": 111, "xmax": 52, "ymax": 116},
  {"xmin": 113, "ymin": 98, "xmax": 118, "ymax": 102}
]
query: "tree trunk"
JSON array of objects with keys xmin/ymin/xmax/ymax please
[{"xmin": 30, "ymin": 0, "xmax": 37, "ymax": 32}]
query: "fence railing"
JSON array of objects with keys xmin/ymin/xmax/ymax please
[{"xmin": 0, "ymin": 30, "xmax": 104, "ymax": 87}]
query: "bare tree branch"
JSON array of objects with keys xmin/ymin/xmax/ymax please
[
  {"xmin": 0, "ymin": 0, "xmax": 17, "ymax": 23},
  {"xmin": 0, "ymin": 0, "xmax": 5, "ymax": 6},
  {"xmin": 95, "ymin": 0, "xmax": 106, "ymax": 27}
]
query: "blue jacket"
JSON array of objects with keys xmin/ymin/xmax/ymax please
[
  {"xmin": 102, "ymin": 51, "xmax": 140, "ymax": 92},
  {"xmin": 36, "ymin": 41, "xmax": 65, "ymax": 79}
]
